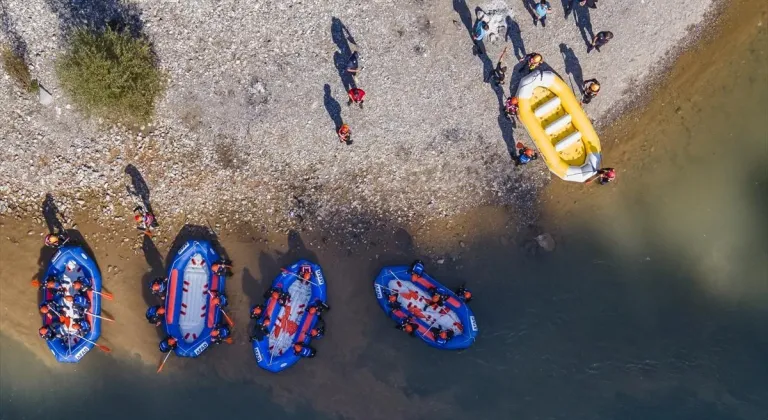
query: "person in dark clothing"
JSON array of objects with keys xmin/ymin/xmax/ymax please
[
  {"xmin": 589, "ymin": 31, "xmax": 613, "ymax": 52},
  {"xmin": 424, "ymin": 288, "xmax": 448, "ymax": 310},
  {"xmin": 581, "ymin": 79, "xmax": 601, "ymax": 104},
  {"xmin": 145, "ymin": 305, "xmax": 165, "ymax": 326},
  {"xmin": 565, "ymin": 0, "xmax": 598, "ymax": 17},
  {"xmin": 44, "ymin": 232, "xmax": 69, "ymax": 248},
  {"xmin": 395, "ymin": 317, "xmax": 419, "ymax": 336},
  {"xmin": 515, "ymin": 144, "xmax": 539, "ymax": 166},
  {"xmin": 346, "ymin": 51, "xmax": 361, "ymax": 85},
  {"xmin": 159, "ymin": 336, "xmax": 178, "ymax": 353},
  {"xmin": 309, "ymin": 317, "xmax": 326, "ymax": 339},
  {"xmin": 307, "ymin": 300, "xmax": 330, "ymax": 315},
  {"xmin": 430, "ymin": 327, "xmax": 454, "ymax": 345},
  {"xmin": 209, "ymin": 290, "xmax": 228, "ymax": 308},
  {"xmin": 250, "ymin": 304, "xmax": 266, "ymax": 320},
  {"xmin": 519, "ymin": 53, "xmax": 544, "ymax": 73},
  {"xmin": 293, "ymin": 343, "xmax": 316, "ymax": 358},
  {"xmin": 490, "ymin": 61, "xmax": 507, "ymax": 86},
  {"xmin": 210, "ymin": 325, "xmax": 231, "ymax": 344},
  {"xmin": 596, "ymin": 168, "xmax": 616, "ymax": 185},
  {"xmin": 455, "ymin": 285, "xmax": 473, "ymax": 303},
  {"xmin": 150, "ymin": 277, "xmax": 167, "ymax": 300}
]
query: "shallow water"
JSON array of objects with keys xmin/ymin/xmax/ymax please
[{"xmin": 2, "ymin": 3, "xmax": 768, "ymax": 420}]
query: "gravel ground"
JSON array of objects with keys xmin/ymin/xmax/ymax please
[{"xmin": 0, "ymin": 0, "xmax": 716, "ymax": 236}]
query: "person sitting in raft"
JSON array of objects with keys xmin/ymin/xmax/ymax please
[
  {"xmin": 293, "ymin": 343, "xmax": 317, "ymax": 358},
  {"xmin": 44, "ymin": 232, "xmax": 69, "ymax": 248},
  {"xmin": 264, "ymin": 287, "xmax": 290, "ymax": 306},
  {"xmin": 150, "ymin": 277, "xmax": 168, "ymax": 300},
  {"xmin": 395, "ymin": 317, "xmax": 419, "ymax": 336},
  {"xmin": 250, "ymin": 304, "xmax": 266, "ymax": 320},
  {"xmin": 72, "ymin": 320, "xmax": 91, "ymax": 336},
  {"xmin": 72, "ymin": 277, "xmax": 92, "ymax": 294},
  {"xmin": 309, "ymin": 317, "xmax": 326, "ymax": 339},
  {"xmin": 455, "ymin": 285, "xmax": 473, "ymax": 303},
  {"xmin": 211, "ymin": 260, "xmax": 233, "ymax": 277},
  {"xmin": 39, "ymin": 325, "xmax": 57, "ymax": 341},
  {"xmin": 307, "ymin": 300, "xmax": 330, "ymax": 315},
  {"xmin": 430, "ymin": 328, "xmax": 455, "ymax": 345},
  {"xmin": 145, "ymin": 305, "xmax": 166, "ymax": 326},
  {"xmin": 38, "ymin": 276, "xmax": 62, "ymax": 292},
  {"xmin": 249, "ymin": 322, "xmax": 267, "ymax": 342},
  {"xmin": 209, "ymin": 290, "xmax": 228, "ymax": 308},
  {"xmin": 70, "ymin": 294, "xmax": 90, "ymax": 315},
  {"xmin": 409, "ymin": 260, "xmax": 425, "ymax": 277},
  {"xmin": 424, "ymin": 288, "xmax": 448, "ymax": 310},
  {"xmin": 210, "ymin": 325, "xmax": 232, "ymax": 345},
  {"xmin": 159, "ymin": 336, "xmax": 178, "ymax": 353},
  {"xmin": 39, "ymin": 302, "xmax": 61, "ymax": 322},
  {"xmin": 387, "ymin": 293, "xmax": 402, "ymax": 311},
  {"xmin": 299, "ymin": 265, "xmax": 313, "ymax": 283}
]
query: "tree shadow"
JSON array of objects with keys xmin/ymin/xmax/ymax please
[
  {"xmin": 331, "ymin": 17, "xmax": 356, "ymax": 92},
  {"xmin": 0, "ymin": 3, "xmax": 28, "ymax": 58},
  {"xmin": 323, "ymin": 84, "xmax": 343, "ymax": 132},
  {"xmin": 45, "ymin": 0, "xmax": 144, "ymax": 38},
  {"xmin": 452, "ymin": 0, "xmax": 474, "ymax": 38},
  {"xmin": 559, "ymin": 43, "xmax": 584, "ymax": 94},
  {"xmin": 124, "ymin": 164, "xmax": 153, "ymax": 213},
  {"xmin": 573, "ymin": 3, "xmax": 594, "ymax": 50},
  {"xmin": 41, "ymin": 193, "xmax": 65, "ymax": 234},
  {"xmin": 505, "ymin": 16, "xmax": 526, "ymax": 60}
]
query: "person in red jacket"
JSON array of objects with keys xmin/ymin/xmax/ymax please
[{"xmin": 347, "ymin": 88, "xmax": 365, "ymax": 108}]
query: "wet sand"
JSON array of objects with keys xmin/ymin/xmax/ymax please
[{"xmin": 1, "ymin": 0, "xmax": 767, "ymax": 418}]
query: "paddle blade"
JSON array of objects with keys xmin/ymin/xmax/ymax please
[
  {"xmin": 156, "ymin": 352, "xmax": 171, "ymax": 374},
  {"xmin": 96, "ymin": 344, "xmax": 112, "ymax": 353},
  {"xmin": 221, "ymin": 310, "xmax": 235, "ymax": 327},
  {"xmin": 98, "ymin": 291, "xmax": 114, "ymax": 300},
  {"xmin": 224, "ymin": 338, "xmax": 234, "ymax": 344}
]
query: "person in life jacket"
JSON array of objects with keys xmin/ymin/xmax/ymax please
[
  {"xmin": 72, "ymin": 277, "xmax": 92, "ymax": 294},
  {"xmin": 395, "ymin": 317, "xmax": 419, "ymax": 336},
  {"xmin": 39, "ymin": 325, "xmax": 57, "ymax": 341},
  {"xmin": 307, "ymin": 300, "xmax": 330, "ymax": 316},
  {"xmin": 581, "ymin": 79, "xmax": 601, "ymax": 105},
  {"xmin": 387, "ymin": 293, "xmax": 402, "ymax": 311},
  {"xmin": 210, "ymin": 325, "xmax": 232, "ymax": 344},
  {"xmin": 516, "ymin": 145, "xmax": 538, "ymax": 166},
  {"xmin": 211, "ymin": 260, "xmax": 232, "ymax": 277},
  {"xmin": 209, "ymin": 290, "xmax": 228, "ymax": 308},
  {"xmin": 299, "ymin": 265, "xmax": 313, "ymax": 283},
  {"xmin": 504, "ymin": 97, "xmax": 520, "ymax": 122},
  {"xmin": 44, "ymin": 232, "xmax": 69, "ymax": 248},
  {"xmin": 264, "ymin": 287, "xmax": 289, "ymax": 305},
  {"xmin": 409, "ymin": 260, "xmax": 425, "ymax": 277},
  {"xmin": 159, "ymin": 336, "xmax": 178, "ymax": 353},
  {"xmin": 309, "ymin": 317, "xmax": 325, "ymax": 339},
  {"xmin": 150, "ymin": 277, "xmax": 168, "ymax": 300},
  {"xmin": 39, "ymin": 302, "xmax": 61, "ymax": 322},
  {"xmin": 250, "ymin": 304, "xmax": 266, "ymax": 320},
  {"xmin": 424, "ymin": 288, "xmax": 448, "ymax": 310},
  {"xmin": 133, "ymin": 206, "xmax": 158, "ymax": 232},
  {"xmin": 293, "ymin": 343, "xmax": 316, "ymax": 358},
  {"xmin": 430, "ymin": 327, "xmax": 454, "ymax": 345},
  {"xmin": 519, "ymin": 53, "xmax": 543, "ymax": 73},
  {"xmin": 597, "ymin": 168, "xmax": 616, "ymax": 185},
  {"xmin": 455, "ymin": 285, "xmax": 473, "ymax": 303},
  {"xmin": 145, "ymin": 305, "xmax": 166, "ymax": 326},
  {"xmin": 347, "ymin": 87, "xmax": 365, "ymax": 109},
  {"xmin": 70, "ymin": 294, "xmax": 90, "ymax": 313},
  {"xmin": 72, "ymin": 319, "xmax": 91, "ymax": 336},
  {"xmin": 39, "ymin": 276, "xmax": 61, "ymax": 291},
  {"xmin": 337, "ymin": 124, "xmax": 352, "ymax": 145}
]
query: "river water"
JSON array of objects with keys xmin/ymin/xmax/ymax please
[{"xmin": 2, "ymin": 3, "xmax": 767, "ymax": 420}]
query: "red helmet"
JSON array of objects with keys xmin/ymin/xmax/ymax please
[
  {"xmin": 271, "ymin": 291, "xmax": 279, "ymax": 300},
  {"xmin": 64, "ymin": 295, "xmax": 74, "ymax": 302},
  {"xmin": 263, "ymin": 318, "xmax": 271, "ymax": 327},
  {"xmin": 310, "ymin": 329, "xmax": 319, "ymax": 337},
  {"xmin": 73, "ymin": 280, "xmax": 83, "ymax": 290},
  {"xmin": 606, "ymin": 169, "xmax": 616, "ymax": 178},
  {"xmin": 404, "ymin": 324, "xmax": 414, "ymax": 333},
  {"xmin": 524, "ymin": 148, "xmax": 534, "ymax": 157},
  {"xmin": 72, "ymin": 323, "xmax": 82, "ymax": 330},
  {"xmin": 463, "ymin": 291, "xmax": 472, "ymax": 299},
  {"xmin": 134, "ymin": 214, "xmax": 142, "ymax": 222},
  {"xmin": 152, "ymin": 283, "xmax": 161, "ymax": 292},
  {"xmin": 411, "ymin": 273, "xmax": 420, "ymax": 281},
  {"xmin": 39, "ymin": 305, "xmax": 50, "ymax": 314},
  {"xmin": 253, "ymin": 306, "xmax": 262, "ymax": 315},
  {"xmin": 168, "ymin": 337, "xmax": 177, "ymax": 345},
  {"xmin": 439, "ymin": 331, "xmax": 448, "ymax": 339},
  {"xmin": 39, "ymin": 326, "xmax": 49, "ymax": 335},
  {"xmin": 309, "ymin": 307, "xmax": 317, "ymax": 314},
  {"xmin": 293, "ymin": 344, "xmax": 303, "ymax": 352},
  {"xmin": 510, "ymin": 97, "xmax": 519, "ymax": 105},
  {"xmin": 211, "ymin": 297, "xmax": 221, "ymax": 306},
  {"xmin": 211, "ymin": 329, "xmax": 220, "ymax": 337},
  {"xmin": 158, "ymin": 307, "xmax": 166, "ymax": 315},
  {"xmin": 431, "ymin": 295, "xmax": 440, "ymax": 303},
  {"xmin": 211, "ymin": 264, "xmax": 221, "ymax": 272},
  {"xmin": 302, "ymin": 272, "xmax": 311, "ymax": 280},
  {"xmin": 388, "ymin": 295, "xmax": 397, "ymax": 303}
]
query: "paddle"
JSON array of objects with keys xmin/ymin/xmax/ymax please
[
  {"xmin": 156, "ymin": 351, "xmax": 172, "ymax": 373},
  {"xmin": 280, "ymin": 267, "xmax": 321, "ymax": 287},
  {"xmin": 92, "ymin": 290, "xmax": 114, "ymax": 300},
  {"xmin": 85, "ymin": 312, "xmax": 115, "ymax": 322},
  {"xmin": 75, "ymin": 335, "xmax": 111, "ymax": 353}
]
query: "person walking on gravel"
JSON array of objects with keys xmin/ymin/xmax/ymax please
[
  {"xmin": 589, "ymin": 31, "xmax": 613, "ymax": 53},
  {"xmin": 581, "ymin": 79, "xmax": 601, "ymax": 104},
  {"xmin": 534, "ymin": 0, "xmax": 552, "ymax": 28}
]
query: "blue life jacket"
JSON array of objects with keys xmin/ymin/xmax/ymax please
[
  {"xmin": 215, "ymin": 294, "xmax": 228, "ymax": 307},
  {"xmin": 150, "ymin": 280, "xmax": 167, "ymax": 295},
  {"xmin": 411, "ymin": 261, "xmax": 425, "ymax": 276},
  {"xmin": 217, "ymin": 326, "xmax": 231, "ymax": 339},
  {"xmin": 296, "ymin": 345, "xmax": 314, "ymax": 358},
  {"xmin": 78, "ymin": 320, "xmax": 91, "ymax": 336},
  {"xmin": 146, "ymin": 305, "xmax": 161, "ymax": 321},
  {"xmin": 159, "ymin": 340, "xmax": 175, "ymax": 353},
  {"xmin": 519, "ymin": 153, "xmax": 532, "ymax": 164},
  {"xmin": 435, "ymin": 336, "xmax": 448, "ymax": 346},
  {"xmin": 73, "ymin": 294, "xmax": 89, "ymax": 310}
]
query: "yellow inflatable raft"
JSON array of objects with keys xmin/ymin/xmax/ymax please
[{"xmin": 516, "ymin": 71, "xmax": 602, "ymax": 182}]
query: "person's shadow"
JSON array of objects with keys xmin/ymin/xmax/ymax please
[
  {"xmin": 41, "ymin": 193, "xmax": 65, "ymax": 234},
  {"xmin": 505, "ymin": 16, "xmax": 526, "ymax": 60},
  {"xmin": 323, "ymin": 84, "xmax": 343, "ymax": 132},
  {"xmin": 125, "ymin": 164, "xmax": 153, "ymax": 213},
  {"xmin": 559, "ymin": 43, "xmax": 584, "ymax": 94},
  {"xmin": 522, "ymin": 0, "xmax": 539, "ymax": 25},
  {"xmin": 452, "ymin": 0, "xmax": 473, "ymax": 38},
  {"xmin": 331, "ymin": 17, "xmax": 356, "ymax": 92},
  {"xmin": 573, "ymin": 3, "xmax": 594, "ymax": 50},
  {"xmin": 561, "ymin": 0, "xmax": 576, "ymax": 18},
  {"xmin": 140, "ymin": 234, "xmax": 165, "ymax": 340}
]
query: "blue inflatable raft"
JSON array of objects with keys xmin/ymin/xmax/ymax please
[
  {"xmin": 373, "ymin": 263, "xmax": 478, "ymax": 350},
  {"xmin": 41, "ymin": 245, "xmax": 103, "ymax": 363},
  {"xmin": 251, "ymin": 260, "xmax": 327, "ymax": 373},
  {"xmin": 164, "ymin": 240, "xmax": 227, "ymax": 357}
]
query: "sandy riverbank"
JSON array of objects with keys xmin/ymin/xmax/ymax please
[{"xmin": 1, "ymin": 0, "xmax": 717, "ymax": 234}]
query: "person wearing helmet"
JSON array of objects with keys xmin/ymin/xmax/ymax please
[
  {"xmin": 133, "ymin": 206, "xmax": 158, "ymax": 233},
  {"xmin": 249, "ymin": 323, "xmax": 267, "ymax": 342},
  {"xmin": 149, "ymin": 277, "xmax": 168, "ymax": 300},
  {"xmin": 293, "ymin": 343, "xmax": 317, "ymax": 358},
  {"xmin": 39, "ymin": 325, "xmax": 57, "ymax": 341},
  {"xmin": 589, "ymin": 31, "xmax": 614, "ymax": 53},
  {"xmin": 159, "ymin": 336, "xmax": 178, "ymax": 353},
  {"xmin": 44, "ymin": 232, "xmax": 69, "ymax": 248},
  {"xmin": 307, "ymin": 300, "xmax": 330, "ymax": 315},
  {"xmin": 504, "ymin": 97, "xmax": 520, "ymax": 123},
  {"xmin": 581, "ymin": 79, "xmax": 601, "ymax": 104},
  {"xmin": 263, "ymin": 288, "xmax": 290, "ymax": 306},
  {"xmin": 337, "ymin": 124, "xmax": 352, "ymax": 145},
  {"xmin": 519, "ymin": 53, "xmax": 543, "ymax": 73},
  {"xmin": 515, "ymin": 143, "xmax": 539, "ymax": 166},
  {"xmin": 455, "ymin": 285, "xmax": 473, "ymax": 303},
  {"xmin": 347, "ymin": 88, "xmax": 366, "ymax": 109},
  {"xmin": 209, "ymin": 290, "xmax": 228, "ymax": 308},
  {"xmin": 430, "ymin": 327, "xmax": 454, "ymax": 345},
  {"xmin": 250, "ymin": 304, "xmax": 266, "ymax": 320},
  {"xmin": 72, "ymin": 319, "xmax": 91, "ymax": 336},
  {"xmin": 299, "ymin": 265, "xmax": 313, "ymax": 283},
  {"xmin": 309, "ymin": 317, "xmax": 326, "ymax": 339},
  {"xmin": 409, "ymin": 260, "xmax": 425, "ymax": 276},
  {"xmin": 424, "ymin": 288, "xmax": 448, "ymax": 310},
  {"xmin": 210, "ymin": 325, "xmax": 232, "ymax": 344},
  {"xmin": 395, "ymin": 317, "xmax": 419, "ymax": 336},
  {"xmin": 211, "ymin": 260, "xmax": 232, "ymax": 277},
  {"xmin": 72, "ymin": 277, "xmax": 92, "ymax": 294},
  {"xmin": 39, "ymin": 302, "xmax": 60, "ymax": 322},
  {"xmin": 72, "ymin": 294, "xmax": 90, "ymax": 311},
  {"xmin": 597, "ymin": 168, "xmax": 616, "ymax": 185},
  {"xmin": 145, "ymin": 305, "xmax": 166, "ymax": 326}
]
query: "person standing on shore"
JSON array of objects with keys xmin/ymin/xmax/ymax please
[
  {"xmin": 337, "ymin": 124, "xmax": 352, "ymax": 145},
  {"xmin": 534, "ymin": 0, "xmax": 552, "ymax": 28},
  {"xmin": 514, "ymin": 142, "xmax": 538, "ymax": 166},
  {"xmin": 489, "ymin": 47, "xmax": 508, "ymax": 86},
  {"xmin": 347, "ymin": 87, "xmax": 365, "ymax": 108},
  {"xmin": 472, "ymin": 18, "xmax": 490, "ymax": 56},
  {"xmin": 504, "ymin": 96, "xmax": 520, "ymax": 124},
  {"xmin": 589, "ymin": 31, "xmax": 613, "ymax": 53},
  {"xmin": 519, "ymin": 52, "xmax": 544, "ymax": 73},
  {"xmin": 581, "ymin": 79, "xmax": 601, "ymax": 104}
]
